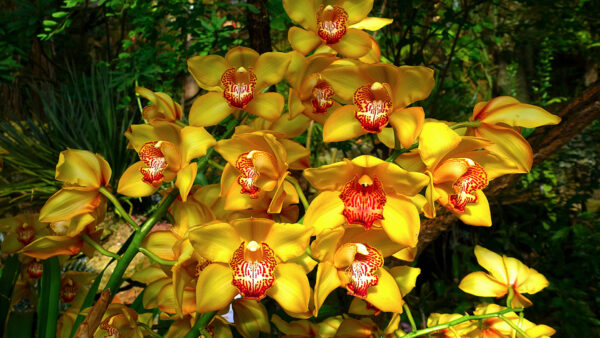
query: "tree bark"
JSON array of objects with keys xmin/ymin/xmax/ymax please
[{"xmin": 246, "ymin": 0, "xmax": 272, "ymax": 53}]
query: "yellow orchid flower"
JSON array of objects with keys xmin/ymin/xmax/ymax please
[
  {"xmin": 187, "ymin": 46, "xmax": 291, "ymax": 126},
  {"xmin": 93, "ymin": 304, "xmax": 154, "ymax": 338},
  {"xmin": 39, "ymin": 149, "xmax": 111, "ymax": 224},
  {"xmin": 136, "ymin": 86, "xmax": 183, "ymax": 123},
  {"xmin": 465, "ymin": 96, "xmax": 561, "ymax": 172},
  {"xmin": 271, "ymin": 314, "xmax": 343, "ymax": 337},
  {"xmin": 188, "ymin": 218, "xmax": 313, "ymax": 316},
  {"xmin": 283, "ymin": 0, "xmax": 392, "ymax": 59},
  {"xmin": 311, "ymin": 226, "xmax": 408, "ymax": 316},
  {"xmin": 246, "ymin": 112, "xmax": 312, "ymax": 138},
  {"xmin": 459, "ymin": 246, "xmax": 549, "ymax": 308},
  {"xmin": 167, "ymin": 187, "xmax": 215, "ymax": 236},
  {"xmin": 232, "ymin": 298, "xmax": 271, "ymax": 337},
  {"xmin": 304, "ymin": 155, "xmax": 428, "ymax": 247},
  {"xmin": 0, "ymin": 213, "xmax": 49, "ymax": 254},
  {"xmin": 335, "ymin": 317, "xmax": 381, "ymax": 337},
  {"xmin": 58, "ymin": 271, "xmax": 96, "ymax": 307},
  {"xmin": 215, "ymin": 129, "xmax": 308, "ymax": 214},
  {"xmin": 469, "ymin": 303, "xmax": 556, "ymax": 338},
  {"xmin": 118, "ymin": 121, "xmax": 215, "ymax": 200},
  {"xmin": 321, "ymin": 62, "xmax": 434, "ymax": 143},
  {"xmin": 164, "ymin": 314, "xmax": 232, "ymax": 338},
  {"xmin": 426, "ymin": 313, "xmax": 477, "ymax": 337}
]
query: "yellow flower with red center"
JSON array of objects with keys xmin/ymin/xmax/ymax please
[
  {"xmin": 0, "ymin": 213, "xmax": 49, "ymax": 254},
  {"xmin": 95, "ymin": 304, "xmax": 154, "ymax": 338},
  {"xmin": 426, "ymin": 313, "xmax": 477, "ymax": 337},
  {"xmin": 187, "ymin": 47, "xmax": 291, "ymax": 126},
  {"xmin": 58, "ymin": 271, "xmax": 95, "ymax": 307},
  {"xmin": 215, "ymin": 130, "xmax": 308, "ymax": 214},
  {"xmin": 465, "ymin": 96, "xmax": 561, "ymax": 172},
  {"xmin": 167, "ymin": 187, "xmax": 215, "ymax": 236},
  {"xmin": 321, "ymin": 63, "xmax": 434, "ymax": 143},
  {"xmin": 304, "ymin": 155, "xmax": 428, "ymax": 247},
  {"xmin": 283, "ymin": 0, "xmax": 392, "ymax": 59},
  {"xmin": 470, "ymin": 303, "xmax": 556, "ymax": 338},
  {"xmin": 188, "ymin": 218, "xmax": 313, "ymax": 316},
  {"xmin": 459, "ymin": 246, "xmax": 549, "ymax": 308},
  {"xmin": 311, "ymin": 226, "xmax": 409, "ymax": 316},
  {"xmin": 136, "ymin": 86, "xmax": 183, "ymax": 123},
  {"xmin": 118, "ymin": 121, "xmax": 215, "ymax": 201}
]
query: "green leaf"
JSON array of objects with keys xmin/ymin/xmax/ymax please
[
  {"xmin": 0, "ymin": 255, "xmax": 21, "ymax": 335},
  {"xmin": 6, "ymin": 311, "xmax": 34, "ymax": 338},
  {"xmin": 38, "ymin": 257, "xmax": 60, "ymax": 338},
  {"xmin": 51, "ymin": 11, "xmax": 69, "ymax": 19},
  {"xmin": 43, "ymin": 20, "xmax": 57, "ymax": 26}
]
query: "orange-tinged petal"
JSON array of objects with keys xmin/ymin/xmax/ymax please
[
  {"xmin": 323, "ymin": 105, "xmax": 366, "ymax": 142},
  {"xmin": 188, "ymin": 222, "xmax": 242, "ymax": 263},
  {"xmin": 39, "ymin": 189, "xmax": 101, "ymax": 223},
  {"xmin": 358, "ymin": 35, "xmax": 380, "ymax": 64},
  {"xmin": 419, "ymin": 122, "xmax": 461, "ymax": 169},
  {"xmin": 269, "ymin": 114, "xmax": 311, "ymax": 139},
  {"xmin": 266, "ymin": 263, "xmax": 311, "ymax": 314},
  {"xmin": 117, "ymin": 161, "xmax": 159, "ymax": 197},
  {"xmin": 336, "ymin": 0, "xmax": 374, "ymax": 25},
  {"xmin": 364, "ymin": 268, "xmax": 404, "ymax": 313},
  {"xmin": 349, "ymin": 17, "xmax": 393, "ymax": 30},
  {"xmin": 157, "ymin": 283, "xmax": 178, "ymax": 314},
  {"xmin": 288, "ymin": 27, "xmax": 322, "ymax": 55},
  {"xmin": 287, "ymin": 252, "xmax": 317, "ymax": 274},
  {"xmin": 329, "ymin": 28, "xmax": 371, "ymax": 59},
  {"xmin": 371, "ymin": 161, "xmax": 429, "ymax": 196},
  {"xmin": 473, "ymin": 245, "xmax": 508, "ymax": 283},
  {"xmin": 142, "ymin": 279, "xmax": 170, "ymax": 309},
  {"xmin": 314, "ymin": 262, "xmax": 341, "ymax": 316},
  {"xmin": 395, "ymin": 151, "xmax": 427, "ymax": 173},
  {"xmin": 245, "ymin": 92, "xmax": 284, "ymax": 121},
  {"xmin": 175, "ymin": 163, "xmax": 197, "ymax": 202},
  {"xmin": 233, "ymin": 299, "xmax": 271, "ymax": 337},
  {"xmin": 288, "ymin": 88, "xmax": 306, "ymax": 119},
  {"xmin": 517, "ymin": 268, "xmax": 549, "ymax": 295},
  {"xmin": 392, "ymin": 66, "xmax": 435, "ymax": 108},
  {"xmin": 264, "ymin": 222, "xmax": 312, "ymax": 262},
  {"xmin": 389, "ymin": 107, "xmax": 425, "ymax": 149},
  {"xmin": 180, "ymin": 126, "xmax": 216, "ymax": 163},
  {"xmin": 474, "ymin": 96, "xmax": 561, "ymax": 127},
  {"xmin": 376, "ymin": 127, "xmax": 395, "ymax": 148},
  {"xmin": 189, "ymin": 92, "xmax": 235, "ymax": 127},
  {"xmin": 336, "ymin": 318, "xmax": 379, "ymax": 337},
  {"xmin": 55, "ymin": 149, "xmax": 108, "ymax": 188},
  {"xmin": 392, "ymin": 246, "xmax": 417, "ymax": 262},
  {"xmin": 340, "ymin": 226, "xmax": 405, "ymax": 257},
  {"xmin": 380, "ymin": 194, "xmax": 420, "ymax": 247},
  {"xmin": 282, "ymin": 0, "xmax": 317, "ymax": 30},
  {"xmin": 303, "ymin": 159, "xmax": 354, "ymax": 190},
  {"xmin": 310, "ymin": 227, "xmax": 345, "ymax": 262},
  {"xmin": 225, "ymin": 46, "xmax": 259, "ymax": 69},
  {"xmin": 255, "ymin": 52, "xmax": 292, "ymax": 92},
  {"xmin": 423, "ymin": 172, "xmax": 437, "ymax": 218},
  {"xmin": 389, "ymin": 266, "xmax": 420, "ymax": 297},
  {"xmin": 476, "ymin": 123, "xmax": 533, "ymax": 172},
  {"xmin": 187, "ymin": 55, "xmax": 228, "ymax": 91},
  {"xmin": 142, "ymin": 230, "xmax": 178, "ymax": 261},
  {"xmin": 459, "ymin": 271, "xmax": 507, "ymax": 297},
  {"xmin": 303, "ymin": 191, "xmax": 346, "ymax": 235},
  {"xmin": 196, "ymin": 263, "xmax": 238, "ymax": 312},
  {"xmin": 454, "ymin": 189, "xmax": 492, "ymax": 226},
  {"xmin": 21, "ymin": 235, "xmax": 82, "ymax": 259},
  {"xmin": 280, "ymin": 139, "xmax": 310, "ymax": 170},
  {"xmin": 321, "ymin": 62, "xmax": 365, "ymax": 102}
]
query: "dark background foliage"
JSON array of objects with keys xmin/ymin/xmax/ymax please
[{"xmin": 0, "ymin": 0, "xmax": 598, "ymax": 336}]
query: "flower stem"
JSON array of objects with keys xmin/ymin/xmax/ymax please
[
  {"xmin": 385, "ymin": 142, "xmax": 419, "ymax": 162},
  {"xmin": 306, "ymin": 120, "xmax": 315, "ymax": 150},
  {"xmin": 174, "ymin": 120, "xmax": 187, "ymax": 128},
  {"xmin": 285, "ymin": 176, "xmax": 309, "ymax": 211},
  {"xmin": 82, "ymin": 233, "xmax": 120, "ymax": 260},
  {"xmin": 139, "ymin": 247, "xmax": 176, "ymax": 266},
  {"xmin": 404, "ymin": 304, "xmax": 417, "ymax": 332},
  {"xmin": 449, "ymin": 120, "xmax": 481, "ymax": 130},
  {"xmin": 98, "ymin": 186, "xmax": 140, "ymax": 231},
  {"xmin": 184, "ymin": 311, "xmax": 218, "ymax": 338},
  {"xmin": 103, "ymin": 189, "xmax": 179, "ymax": 296},
  {"xmin": 500, "ymin": 314, "xmax": 530, "ymax": 338},
  {"xmin": 208, "ymin": 159, "xmax": 225, "ymax": 171}
]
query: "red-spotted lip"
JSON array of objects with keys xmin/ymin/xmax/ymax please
[
  {"xmin": 353, "ymin": 83, "xmax": 392, "ymax": 133},
  {"xmin": 339, "ymin": 176, "xmax": 387, "ymax": 230},
  {"xmin": 447, "ymin": 159, "xmax": 488, "ymax": 212},
  {"xmin": 345, "ymin": 243, "xmax": 383, "ymax": 298},
  {"xmin": 139, "ymin": 141, "xmax": 167, "ymax": 185},
  {"xmin": 235, "ymin": 151, "xmax": 261, "ymax": 198},
  {"xmin": 317, "ymin": 5, "xmax": 348, "ymax": 45},
  {"xmin": 221, "ymin": 67, "xmax": 257, "ymax": 109},
  {"xmin": 311, "ymin": 79, "xmax": 335, "ymax": 114},
  {"xmin": 16, "ymin": 224, "xmax": 35, "ymax": 244},
  {"xmin": 230, "ymin": 241, "xmax": 277, "ymax": 300},
  {"xmin": 26, "ymin": 260, "xmax": 43, "ymax": 279},
  {"xmin": 60, "ymin": 279, "xmax": 78, "ymax": 303}
]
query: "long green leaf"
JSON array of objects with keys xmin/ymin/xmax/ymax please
[
  {"xmin": 38, "ymin": 257, "xmax": 60, "ymax": 338},
  {"xmin": 0, "ymin": 255, "xmax": 21, "ymax": 335}
]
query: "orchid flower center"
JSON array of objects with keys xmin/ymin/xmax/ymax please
[
  {"xmin": 60, "ymin": 278, "xmax": 78, "ymax": 303},
  {"xmin": 230, "ymin": 241, "xmax": 277, "ymax": 300},
  {"xmin": 221, "ymin": 67, "xmax": 257, "ymax": 109},
  {"xmin": 26, "ymin": 260, "xmax": 43, "ymax": 279},
  {"xmin": 354, "ymin": 82, "xmax": 393, "ymax": 133},
  {"xmin": 346, "ymin": 243, "xmax": 383, "ymax": 298},
  {"xmin": 100, "ymin": 319, "xmax": 121, "ymax": 338},
  {"xmin": 317, "ymin": 5, "xmax": 348, "ymax": 44},
  {"xmin": 311, "ymin": 79, "xmax": 335, "ymax": 114},
  {"xmin": 139, "ymin": 141, "xmax": 167, "ymax": 185},
  {"xmin": 446, "ymin": 158, "xmax": 488, "ymax": 212},
  {"xmin": 193, "ymin": 259, "xmax": 212, "ymax": 278},
  {"xmin": 339, "ymin": 175, "xmax": 387, "ymax": 230},
  {"xmin": 235, "ymin": 150, "xmax": 272, "ymax": 199},
  {"xmin": 16, "ymin": 223, "xmax": 35, "ymax": 244}
]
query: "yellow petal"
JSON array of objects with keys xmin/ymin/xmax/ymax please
[
  {"xmin": 282, "ymin": 0, "xmax": 317, "ymax": 30},
  {"xmin": 196, "ymin": 263, "xmax": 238, "ymax": 313},
  {"xmin": 418, "ymin": 122, "xmax": 461, "ymax": 169},
  {"xmin": 348, "ymin": 298, "xmax": 376, "ymax": 315},
  {"xmin": 267, "ymin": 263, "xmax": 311, "ymax": 314},
  {"xmin": 280, "ymin": 139, "xmax": 310, "ymax": 170},
  {"xmin": 323, "ymin": 105, "xmax": 366, "ymax": 142},
  {"xmin": 187, "ymin": 55, "xmax": 228, "ymax": 91},
  {"xmin": 392, "ymin": 66, "xmax": 435, "ymax": 108},
  {"xmin": 336, "ymin": 317, "xmax": 378, "ymax": 337},
  {"xmin": 321, "ymin": 62, "xmax": 366, "ymax": 102},
  {"xmin": 142, "ymin": 230, "xmax": 179, "ymax": 261},
  {"xmin": 245, "ymin": 92, "xmax": 284, "ymax": 121},
  {"xmin": 21, "ymin": 235, "xmax": 82, "ymax": 259},
  {"xmin": 311, "ymin": 227, "xmax": 345, "ymax": 262},
  {"xmin": 288, "ymin": 88, "xmax": 306, "ymax": 119},
  {"xmin": 339, "ymin": 0, "xmax": 374, "ymax": 25},
  {"xmin": 389, "ymin": 107, "xmax": 425, "ymax": 149},
  {"xmin": 188, "ymin": 222, "xmax": 241, "ymax": 263},
  {"xmin": 189, "ymin": 92, "xmax": 235, "ymax": 127},
  {"xmin": 371, "ymin": 161, "xmax": 429, "ymax": 196},
  {"xmin": 473, "ymin": 245, "xmax": 508, "ymax": 283},
  {"xmin": 131, "ymin": 266, "xmax": 168, "ymax": 284},
  {"xmin": 175, "ymin": 163, "xmax": 197, "ymax": 202},
  {"xmin": 517, "ymin": 268, "xmax": 549, "ymax": 295},
  {"xmin": 453, "ymin": 190, "xmax": 492, "ymax": 227},
  {"xmin": 286, "ymin": 252, "xmax": 318, "ymax": 274},
  {"xmin": 55, "ymin": 149, "xmax": 108, "ymax": 188},
  {"xmin": 340, "ymin": 226, "xmax": 405, "ymax": 257},
  {"xmin": 233, "ymin": 299, "xmax": 271, "ymax": 337},
  {"xmin": 392, "ymin": 246, "xmax": 417, "ymax": 262},
  {"xmin": 475, "ymin": 96, "xmax": 561, "ymax": 127},
  {"xmin": 389, "ymin": 266, "xmax": 421, "ymax": 296},
  {"xmin": 364, "ymin": 268, "xmax": 404, "ymax": 313},
  {"xmin": 458, "ymin": 271, "xmax": 507, "ymax": 297},
  {"xmin": 116, "ymin": 161, "xmax": 159, "ymax": 197},
  {"xmin": 255, "ymin": 52, "xmax": 292, "ymax": 91},
  {"xmin": 423, "ymin": 172, "xmax": 437, "ymax": 218},
  {"xmin": 376, "ymin": 127, "xmax": 395, "ymax": 148},
  {"xmin": 303, "ymin": 191, "xmax": 346, "ymax": 235},
  {"xmin": 380, "ymin": 194, "xmax": 420, "ymax": 247},
  {"xmin": 143, "ymin": 279, "xmax": 171, "ymax": 309},
  {"xmin": 225, "ymin": 46, "xmax": 259, "ymax": 69},
  {"xmin": 330, "ymin": 28, "xmax": 372, "ymax": 59},
  {"xmin": 526, "ymin": 325, "xmax": 556, "ymax": 337},
  {"xmin": 303, "ymin": 159, "xmax": 354, "ymax": 190},
  {"xmin": 264, "ymin": 222, "xmax": 312, "ymax": 262},
  {"xmin": 476, "ymin": 123, "xmax": 533, "ymax": 172},
  {"xmin": 230, "ymin": 217, "xmax": 274, "ymax": 244},
  {"xmin": 458, "ymin": 150, "xmax": 522, "ymax": 180},
  {"xmin": 269, "ymin": 114, "xmax": 311, "ymax": 139},
  {"xmin": 157, "ymin": 283, "xmax": 179, "ymax": 314},
  {"xmin": 288, "ymin": 27, "xmax": 322, "ymax": 55},
  {"xmin": 180, "ymin": 126, "xmax": 216, "ymax": 163},
  {"xmin": 39, "ymin": 189, "xmax": 101, "ymax": 223},
  {"xmin": 358, "ymin": 35, "xmax": 380, "ymax": 64},
  {"xmin": 314, "ymin": 262, "xmax": 341, "ymax": 316},
  {"xmin": 349, "ymin": 17, "xmax": 393, "ymax": 30}
]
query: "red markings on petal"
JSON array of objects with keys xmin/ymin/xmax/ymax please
[
  {"xmin": 17, "ymin": 223, "xmax": 35, "ymax": 244},
  {"xmin": 317, "ymin": 5, "xmax": 348, "ymax": 44},
  {"xmin": 311, "ymin": 79, "xmax": 335, "ymax": 114},
  {"xmin": 230, "ymin": 241, "xmax": 277, "ymax": 300},
  {"xmin": 339, "ymin": 176, "xmax": 387, "ymax": 230},
  {"xmin": 354, "ymin": 82, "xmax": 392, "ymax": 133},
  {"xmin": 221, "ymin": 67, "xmax": 256, "ymax": 109},
  {"xmin": 60, "ymin": 278, "xmax": 78, "ymax": 303},
  {"xmin": 235, "ymin": 151, "xmax": 273, "ymax": 199},
  {"xmin": 346, "ymin": 244, "xmax": 383, "ymax": 298},
  {"xmin": 447, "ymin": 158, "xmax": 488, "ymax": 212},
  {"xmin": 26, "ymin": 260, "xmax": 43, "ymax": 279},
  {"xmin": 139, "ymin": 141, "xmax": 167, "ymax": 185}
]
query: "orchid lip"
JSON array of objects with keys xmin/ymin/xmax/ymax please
[
  {"xmin": 230, "ymin": 241, "xmax": 277, "ymax": 300},
  {"xmin": 353, "ymin": 83, "xmax": 393, "ymax": 133},
  {"xmin": 444, "ymin": 158, "xmax": 488, "ymax": 212},
  {"xmin": 345, "ymin": 243, "xmax": 383, "ymax": 298},
  {"xmin": 221, "ymin": 67, "xmax": 256, "ymax": 109},
  {"xmin": 339, "ymin": 175, "xmax": 387, "ymax": 230},
  {"xmin": 316, "ymin": 5, "xmax": 348, "ymax": 45}
]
